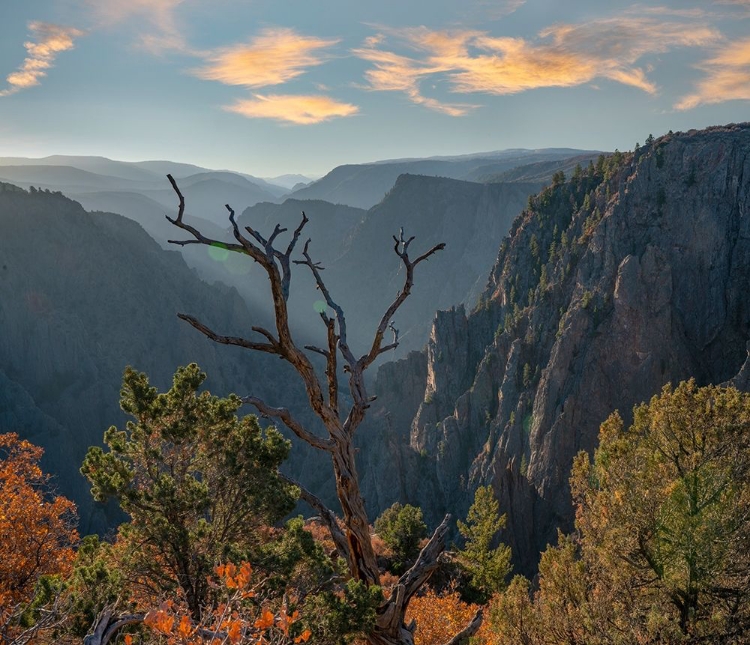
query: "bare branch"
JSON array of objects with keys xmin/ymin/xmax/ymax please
[
  {"xmin": 226, "ymin": 204, "xmax": 264, "ymax": 256},
  {"xmin": 244, "ymin": 225, "xmax": 268, "ymax": 248},
  {"xmin": 277, "ymin": 472, "xmax": 350, "ymax": 562},
  {"xmin": 167, "ymin": 174, "xmax": 185, "ymax": 222},
  {"xmin": 251, "ymin": 325, "xmax": 280, "ymax": 346},
  {"xmin": 286, "ymin": 212, "xmax": 309, "ymax": 257},
  {"xmin": 165, "ymin": 175, "xmax": 253, "ymax": 257},
  {"xmin": 268, "ymin": 223, "xmax": 288, "ymax": 249},
  {"xmin": 242, "ymin": 395, "xmax": 333, "ymax": 452},
  {"xmin": 271, "ymin": 211, "xmax": 309, "ymax": 302},
  {"xmin": 294, "ymin": 238, "xmax": 356, "ymax": 366},
  {"xmin": 389, "ymin": 321, "xmax": 399, "ymax": 345},
  {"xmin": 413, "ymin": 244, "xmax": 446, "ymax": 266},
  {"xmin": 362, "ymin": 235, "xmax": 445, "ymax": 369},
  {"xmin": 325, "ymin": 314, "xmax": 339, "ymax": 417},
  {"xmin": 398, "ymin": 513, "xmax": 451, "ymax": 602},
  {"xmin": 84, "ymin": 608, "xmax": 145, "ymax": 645},
  {"xmin": 167, "ymin": 238, "xmax": 205, "ymax": 247},
  {"xmin": 178, "ymin": 314, "xmax": 279, "ymax": 355},
  {"xmin": 304, "ymin": 345, "xmax": 330, "ymax": 358}
]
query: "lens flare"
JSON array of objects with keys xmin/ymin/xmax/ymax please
[{"xmin": 208, "ymin": 242, "xmax": 230, "ymax": 262}]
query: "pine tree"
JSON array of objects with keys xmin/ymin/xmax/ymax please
[{"xmin": 457, "ymin": 486, "xmax": 511, "ymax": 602}]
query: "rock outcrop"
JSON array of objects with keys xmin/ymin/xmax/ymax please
[{"xmin": 360, "ymin": 124, "xmax": 750, "ymax": 573}]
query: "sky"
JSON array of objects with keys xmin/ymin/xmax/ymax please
[{"xmin": 0, "ymin": 1, "xmax": 749, "ymax": 177}]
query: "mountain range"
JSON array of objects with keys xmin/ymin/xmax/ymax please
[
  {"xmin": 288, "ymin": 148, "xmax": 601, "ymax": 209},
  {"xmin": 3, "ymin": 127, "xmax": 747, "ymax": 577},
  {"xmin": 0, "ymin": 149, "xmax": 597, "ymax": 354}
]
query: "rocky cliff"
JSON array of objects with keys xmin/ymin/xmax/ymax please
[
  {"xmin": 359, "ymin": 124, "xmax": 750, "ymax": 572},
  {"xmin": 327, "ymin": 175, "xmax": 543, "ymax": 356}
]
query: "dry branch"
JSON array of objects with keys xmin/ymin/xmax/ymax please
[
  {"xmin": 242, "ymin": 396, "xmax": 333, "ymax": 452},
  {"xmin": 278, "ymin": 472, "xmax": 350, "ymax": 562}
]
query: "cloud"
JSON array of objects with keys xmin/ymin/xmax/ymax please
[
  {"xmin": 0, "ymin": 22, "xmax": 84, "ymax": 97},
  {"xmin": 193, "ymin": 28, "xmax": 338, "ymax": 87},
  {"xmin": 353, "ymin": 33, "xmax": 480, "ymax": 116},
  {"xmin": 713, "ymin": 0, "xmax": 750, "ymax": 16},
  {"xmin": 192, "ymin": 28, "xmax": 356, "ymax": 125},
  {"xmin": 355, "ymin": 13, "xmax": 719, "ymax": 114},
  {"xmin": 676, "ymin": 39, "xmax": 750, "ymax": 109},
  {"xmin": 225, "ymin": 94, "xmax": 359, "ymax": 124},
  {"xmin": 471, "ymin": 0, "xmax": 526, "ymax": 20},
  {"xmin": 86, "ymin": 0, "xmax": 189, "ymax": 53}
]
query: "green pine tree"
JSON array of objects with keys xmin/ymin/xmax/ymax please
[
  {"xmin": 457, "ymin": 486, "xmax": 511, "ymax": 602},
  {"xmin": 81, "ymin": 363, "xmax": 298, "ymax": 619}
]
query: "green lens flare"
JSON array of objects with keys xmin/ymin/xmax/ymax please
[
  {"xmin": 208, "ymin": 243, "xmax": 229, "ymax": 262},
  {"xmin": 313, "ymin": 300, "xmax": 327, "ymax": 314}
]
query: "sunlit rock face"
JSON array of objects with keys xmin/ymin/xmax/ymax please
[{"xmin": 359, "ymin": 123, "xmax": 750, "ymax": 573}]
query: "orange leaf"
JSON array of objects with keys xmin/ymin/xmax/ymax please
[
  {"xmin": 124, "ymin": 635, "xmax": 133, "ymax": 645},
  {"xmin": 294, "ymin": 629, "xmax": 312, "ymax": 643},
  {"xmin": 237, "ymin": 561, "xmax": 253, "ymax": 588},
  {"xmin": 227, "ymin": 619, "xmax": 242, "ymax": 644},
  {"xmin": 254, "ymin": 609, "xmax": 275, "ymax": 631},
  {"xmin": 177, "ymin": 614, "xmax": 193, "ymax": 639}
]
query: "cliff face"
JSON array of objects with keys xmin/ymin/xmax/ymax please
[
  {"xmin": 329, "ymin": 175, "xmax": 543, "ymax": 356},
  {"xmin": 360, "ymin": 124, "xmax": 750, "ymax": 572}
]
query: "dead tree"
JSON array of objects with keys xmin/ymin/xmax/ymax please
[{"xmin": 163, "ymin": 175, "xmax": 482, "ymax": 645}]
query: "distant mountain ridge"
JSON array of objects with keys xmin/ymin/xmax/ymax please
[
  {"xmin": 289, "ymin": 148, "xmax": 603, "ymax": 209},
  {"xmin": 0, "ymin": 155, "xmax": 290, "ymax": 194}
]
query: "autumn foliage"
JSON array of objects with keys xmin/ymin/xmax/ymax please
[
  {"xmin": 138, "ymin": 561, "xmax": 311, "ymax": 645},
  {"xmin": 0, "ymin": 432, "xmax": 78, "ymax": 608},
  {"xmin": 6, "ymin": 372, "xmax": 748, "ymax": 645},
  {"xmin": 406, "ymin": 587, "xmax": 478, "ymax": 645}
]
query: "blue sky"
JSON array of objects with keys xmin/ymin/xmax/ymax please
[{"xmin": 0, "ymin": 1, "xmax": 749, "ymax": 176}]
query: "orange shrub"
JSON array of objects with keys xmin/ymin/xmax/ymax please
[
  {"xmin": 406, "ymin": 587, "xmax": 478, "ymax": 645},
  {"xmin": 0, "ymin": 433, "xmax": 78, "ymax": 608}
]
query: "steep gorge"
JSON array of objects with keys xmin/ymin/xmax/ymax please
[
  {"xmin": 0, "ymin": 184, "xmax": 312, "ymax": 533},
  {"xmin": 360, "ymin": 123, "xmax": 750, "ymax": 572}
]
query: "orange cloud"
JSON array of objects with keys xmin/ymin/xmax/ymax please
[
  {"xmin": 355, "ymin": 13, "xmax": 719, "ymax": 114},
  {"xmin": 676, "ymin": 38, "xmax": 750, "ymax": 109},
  {"xmin": 225, "ymin": 94, "xmax": 359, "ymax": 124},
  {"xmin": 0, "ymin": 22, "xmax": 84, "ymax": 97},
  {"xmin": 353, "ymin": 33, "xmax": 479, "ymax": 116},
  {"xmin": 194, "ymin": 28, "xmax": 338, "ymax": 88}
]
